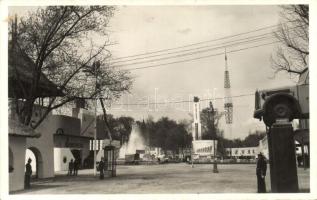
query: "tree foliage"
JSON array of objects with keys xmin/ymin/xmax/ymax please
[
  {"xmin": 142, "ymin": 117, "xmax": 192, "ymax": 154},
  {"xmin": 271, "ymin": 5, "xmax": 309, "ymax": 77},
  {"xmin": 200, "ymin": 103, "xmax": 223, "ymax": 140},
  {"xmin": 219, "ymin": 131, "xmax": 266, "ymax": 149},
  {"xmin": 102, "ymin": 115, "xmax": 134, "ymax": 142},
  {"xmin": 10, "ymin": 6, "xmax": 132, "ymax": 128}
]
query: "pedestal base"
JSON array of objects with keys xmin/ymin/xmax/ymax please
[{"xmin": 268, "ymin": 122, "xmax": 299, "ymax": 193}]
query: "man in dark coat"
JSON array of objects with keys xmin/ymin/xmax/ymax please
[
  {"xmin": 98, "ymin": 157, "xmax": 105, "ymax": 180},
  {"xmin": 73, "ymin": 159, "xmax": 79, "ymax": 176},
  {"xmin": 256, "ymin": 153, "xmax": 267, "ymax": 193},
  {"xmin": 24, "ymin": 158, "xmax": 32, "ymax": 189},
  {"xmin": 68, "ymin": 159, "xmax": 74, "ymax": 176}
]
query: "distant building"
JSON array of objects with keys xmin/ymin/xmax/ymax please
[
  {"xmin": 146, "ymin": 147, "xmax": 163, "ymax": 158},
  {"xmin": 226, "ymin": 147, "xmax": 259, "ymax": 160}
]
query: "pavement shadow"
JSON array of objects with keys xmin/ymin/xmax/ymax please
[
  {"xmin": 10, "ymin": 184, "xmax": 65, "ymax": 195},
  {"xmin": 266, "ymin": 188, "xmax": 310, "ymax": 193}
]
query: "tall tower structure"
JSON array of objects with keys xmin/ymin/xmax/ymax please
[
  {"xmin": 192, "ymin": 96, "xmax": 202, "ymax": 140},
  {"xmin": 224, "ymin": 50, "xmax": 233, "ymax": 124}
]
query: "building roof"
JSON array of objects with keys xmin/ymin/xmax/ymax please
[
  {"xmin": 8, "ymin": 43, "xmax": 64, "ymax": 98},
  {"xmin": 9, "ymin": 118, "xmax": 41, "ymax": 138}
]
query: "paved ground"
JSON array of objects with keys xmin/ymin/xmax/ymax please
[{"xmin": 12, "ymin": 163, "xmax": 309, "ymax": 194}]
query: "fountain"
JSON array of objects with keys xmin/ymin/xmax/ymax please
[{"xmin": 119, "ymin": 123, "xmax": 146, "ymax": 159}]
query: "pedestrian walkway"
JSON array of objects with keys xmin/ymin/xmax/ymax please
[{"xmin": 11, "ymin": 163, "xmax": 309, "ymax": 194}]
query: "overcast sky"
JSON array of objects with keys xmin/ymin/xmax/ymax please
[
  {"xmin": 105, "ymin": 5, "xmax": 295, "ymax": 139},
  {"xmin": 9, "ymin": 5, "xmax": 297, "ymax": 139}
]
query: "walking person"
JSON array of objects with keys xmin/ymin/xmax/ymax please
[
  {"xmin": 68, "ymin": 159, "xmax": 74, "ymax": 176},
  {"xmin": 256, "ymin": 153, "xmax": 267, "ymax": 193},
  {"xmin": 24, "ymin": 158, "xmax": 32, "ymax": 189},
  {"xmin": 98, "ymin": 157, "xmax": 105, "ymax": 180}
]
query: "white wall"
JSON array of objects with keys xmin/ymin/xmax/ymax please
[
  {"xmin": 54, "ymin": 148, "xmax": 75, "ymax": 171},
  {"xmin": 9, "ymin": 136, "xmax": 26, "ymax": 192},
  {"xmin": 96, "ymin": 150, "xmax": 103, "ymax": 162},
  {"xmin": 26, "ymin": 115, "xmax": 55, "ymax": 178}
]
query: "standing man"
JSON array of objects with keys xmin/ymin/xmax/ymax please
[
  {"xmin": 256, "ymin": 153, "xmax": 267, "ymax": 193},
  {"xmin": 98, "ymin": 157, "xmax": 105, "ymax": 180},
  {"xmin": 68, "ymin": 159, "xmax": 74, "ymax": 176},
  {"xmin": 73, "ymin": 158, "xmax": 79, "ymax": 176},
  {"xmin": 24, "ymin": 158, "xmax": 32, "ymax": 189}
]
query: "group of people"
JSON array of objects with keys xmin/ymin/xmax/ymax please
[{"xmin": 67, "ymin": 159, "xmax": 80, "ymax": 176}]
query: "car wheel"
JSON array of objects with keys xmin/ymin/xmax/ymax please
[
  {"xmin": 273, "ymin": 103, "xmax": 292, "ymax": 119},
  {"xmin": 264, "ymin": 101, "xmax": 294, "ymax": 127}
]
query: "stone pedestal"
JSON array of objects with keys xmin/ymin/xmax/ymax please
[{"xmin": 268, "ymin": 122, "xmax": 299, "ymax": 193}]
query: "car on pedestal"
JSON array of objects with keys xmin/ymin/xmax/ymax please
[{"xmin": 254, "ymin": 69, "xmax": 309, "ymax": 127}]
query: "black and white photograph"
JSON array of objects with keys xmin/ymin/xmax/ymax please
[{"xmin": 0, "ymin": 1, "xmax": 316, "ymax": 199}]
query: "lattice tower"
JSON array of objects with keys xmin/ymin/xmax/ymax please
[{"xmin": 224, "ymin": 50, "xmax": 233, "ymax": 124}]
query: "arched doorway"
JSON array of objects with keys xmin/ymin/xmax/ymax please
[{"xmin": 25, "ymin": 147, "xmax": 43, "ymax": 179}]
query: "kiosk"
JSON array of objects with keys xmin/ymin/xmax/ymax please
[{"xmin": 104, "ymin": 145, "xmax": 116, "ymax": 177}]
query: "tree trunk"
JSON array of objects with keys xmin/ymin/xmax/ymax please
[{"xmin": 21, "ymin": 98, "xmax": 36, "ymax": 126}]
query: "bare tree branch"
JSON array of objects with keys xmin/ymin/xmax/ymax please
[
  {"xmin": 10, "ymin": 6, "xmax": 132, "ymax": 129},
  {"xmin": 271, "ymin": 5, "xmax": 309, "ymax": 78}
]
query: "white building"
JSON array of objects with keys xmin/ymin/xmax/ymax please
[
  {"xmin": 192, "ymin": 96, "xmax": 202, "ymax": 140},
  {"xmin": 9, "ymin": 100, "xmax": 119, "ymax": 192},
  {"xmin": 226, "ymin": 147, "xmax": 259, "ymax": 159},
  {"xmin": 146, "ymin": 147, "xmax": 163, "ymax": 158},
  {"xmin": 257, "ymin": 135, "xmax": 269, "ymax": 159}
]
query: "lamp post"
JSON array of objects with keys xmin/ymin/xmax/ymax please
[
  {"xmin": 83, "ymin": 61, "xmax": 100, "ymax": 176},
  {"xmin": 213, "ymin": 138, "xmax": 218, "ymax": 173},
  {"xmin": 208, "ymin": 102, "xmax": 218, "ymax": 173},
  {"xmin": 191, "ymin": 142, "xmax": 194, "ymax": 168},
  {"xmin": 82, "ymin": 61, "xmax": 101, "ymax": 176},
  {"xmin": 93, "ymin": 61, "xmax": 100, "ymax": 176}
]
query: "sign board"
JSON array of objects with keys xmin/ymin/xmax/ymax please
[{"xmin": 192, "ymin": 140, "xmax": 217, "ymax": 156}]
